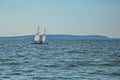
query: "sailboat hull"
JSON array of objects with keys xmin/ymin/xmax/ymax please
[
  {"xmin": 31, "ymin": 43, "xmax": 42, "ymax": 44},
  {"xmin": 31, "ymin": 42, "xmax": 48, "ymax": 44}
]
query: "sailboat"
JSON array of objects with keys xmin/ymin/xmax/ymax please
[{"xmin": 33, "ymin": 26, "xmax": 47, "ymax": 44}]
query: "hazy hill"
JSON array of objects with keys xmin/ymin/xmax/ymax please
[{"xmin": 0, "ymin": 34, "xmax": 114, "ymax": 40}]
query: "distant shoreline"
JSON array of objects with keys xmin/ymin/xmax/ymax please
[{"xmin": 0, "ymin": 34, "xmax": 120, "ymax": 40}]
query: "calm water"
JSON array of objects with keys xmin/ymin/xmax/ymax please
[{"xmin": 0, "ymin": 40, "xmax": 120, "ymax": 80}]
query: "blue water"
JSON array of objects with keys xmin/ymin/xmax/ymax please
[{"xmin": 0, "ymin": 40, "xmax": 120, "ymax": 80}]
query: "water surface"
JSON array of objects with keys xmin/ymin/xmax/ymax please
[{"xmin": 0, "ymin": 40, "xmax": 120, "ymax": 80}]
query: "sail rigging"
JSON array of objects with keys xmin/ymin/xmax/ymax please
[
  {"xmin": 34, "ymin": 26, "xmax": 40, "ymax": 43},
  {"xmin": 42, "ymin": 27, "xmax": 46, "ymax": 43},
  {"xmin": 33, "ymin": 26, "xmax": 47, "ymax": 44}
]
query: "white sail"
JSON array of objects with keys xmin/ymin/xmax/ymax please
[
  {"xmin": 34, "ymin": 26, "xmax": 40, "ymax": 43},
  {"xmin": 42, "ymin": 27, "xmax": 46, "ymax": 43}
]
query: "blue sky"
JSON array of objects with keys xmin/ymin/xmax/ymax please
[{"xmin": 0, "ymin": 0, "xmax": 120, "ymax": 38}]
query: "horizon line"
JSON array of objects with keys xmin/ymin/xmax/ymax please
[{"xmin": 0, "ymin": 34, "xmax": 119, "ymax": 39}]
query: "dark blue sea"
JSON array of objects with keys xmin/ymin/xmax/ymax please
[{"xmin": 0, "ymin": 40, "xmax": 120, "ymax": 80}]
